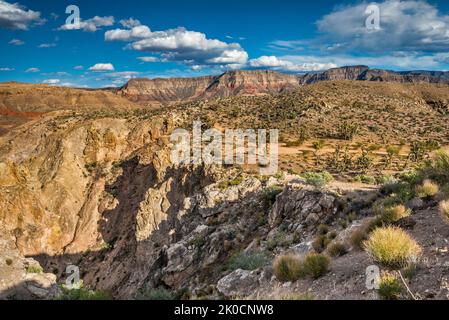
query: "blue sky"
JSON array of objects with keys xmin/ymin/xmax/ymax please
[{"xmin": 2, "ymin": 0, "xmax": 449, "ymax": 87}]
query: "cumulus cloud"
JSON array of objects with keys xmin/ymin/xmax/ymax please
[
  {"xmin": 25, "ymin": 67, "xmax": 39, "ymax": 73},
  {"xmin": 9, "ymin": 38, "xmax": 24, "ymax": 45},
  {"xmin": 120, "ymin": 18, "xmax": 141, "ymax": 28},
  {"xmin": 88, "ymin": 63, "xmax": 115, "ymax": 72},
  {"xmin": 0, "ymin": 0, "xmax": 44, "ymax": 30},
  {"xmin": 59, "ymin": 16, "xmax": 115, "ymax": 32},
  {"xmin": 105, "ymin": 25, "xmax": 248, "ymax": 67},
  {"xmin": 249, "ymin": 55, "xmax": 337, "ymax": 72},
  {"xmin": 317, "ymin": 0, "xmax": 449, "ymax": 53},
  {"xmin": 0, "ymin": 67, "xmax": 14, "ymax": 71}
]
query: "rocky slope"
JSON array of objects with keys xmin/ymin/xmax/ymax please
[
  {"xmin": 1, "ymin": 80, "xmax": 449, "ymax": 300},
  {"xmin": 117, "ymin": 67, "xmax": 449, "ymax": 105}
]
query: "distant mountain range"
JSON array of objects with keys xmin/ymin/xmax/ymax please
[{"xmin": 117, "ymin": 66, "xmax": 449, "ymax": 104}]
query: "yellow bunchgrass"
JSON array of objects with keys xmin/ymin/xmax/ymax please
[
  {"xmin": 364, "ymin": 226, "xmax": 422, "ymax": 268},
  {"xmin": 415, "ymin": 180, "xmax": 439, "ymax": 199},
  {"xmin": 439, "ymin": 200, "xmax": 449, "ymax": 223}
]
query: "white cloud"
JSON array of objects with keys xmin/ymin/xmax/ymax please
[
  {"xmin": 0, "ymin": 0, "xmax": 44, "ymax": 30},
  {"xmin": 42, "ymin": 79, "xmax": 60, "ymax": 85},
  {"xmin": 120, "ymin": 18, "xmax": 141, "ymax": 28},
  {"xmin": 88, "ymin": 63, "xmax": 115, "ymax": 72},
  {"xmin": 9, "ymin": 38, "xmax": 24, "ymax": 45},
  {"xmin": 249, "ymin": 55, "xmax": 337, "ymax": 72},
  {"xmin": 38, "ymin": 43, "xmax": 56, "ymax": 48},
  {"xmin": 59, "ymin": 16, "xmax": 115, "ymax": 33},
  {"xmin": 282, "ymin": 52, "xmax": 446, "ymax": 71},
  {"xmin": 25, "ymin": 67, "xmax": 39, "ymax": 73},
  {"xmin": 73, "ymin": 65, "xmax": 84, "ymax": 70},
  {"xmin": 137, "ymin": 56, "xmax": 159, "ymax": 62},
  {"xmin": 317, "ymin": 0, "xmax": 449, "ymax": 53},
  {"xmin": 0, "ymin": 67, "xmax": 14, "ymax": 71},
  {"xmin": 105, "ymin": 26, "xmax": 248, "ymax": 67}
]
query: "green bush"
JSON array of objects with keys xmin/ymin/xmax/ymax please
[
  {"xmin": 420, "ymin": 148, "xmax": 449, "ymax": 184},
  {"xmin": 26, "ymin": 265, "xmax": 43, "ymax": 274},
  {"xmin": 228, "ymin": 252, "xmax": 269, "ymax": 271},
  {"xmin": 302, "ymin": 171, "xmax": 334, "ymax": 188},
  {"xmin": 263, "ymin": 186, "xmax": 283, "ymax": 205},
  {"xmin": 378, "ymin": 273, "xmax": 403, "ymax": 300}
]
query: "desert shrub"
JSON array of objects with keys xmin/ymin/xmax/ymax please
[
  {"xmin": 273, "ymin": 255, "xmax": 303, "ymax": 282},
  {"xmin": 337, "ymin": 121, "xmax": 359, "ymax": 140},
  {"xmin": 266, "ymin": 231, "xmax": 290, "ymax": 251},
  {"xmin": 263, "ymin": 186, "xmax": 283, "ymax": 205},
  {"xmin": 26, "ymin": 265, "xmax": 43, "ymax": 274},
  {"xmin": 326, "ymin": 242, "xmax": 348, "ymax": 257},
  {"xmin": 415, "ymin": 180, "xmax": 439, "ymax": 199},
  {"xmin": 439, "ymin": 200, "xmax": 449, "ymax": 223},
  {"xmin": 378, "ymin": 273, "xmax": 403, "ymax": 300},
  {"xmin": 302, "ymin": 171, "xmax": 333, "ymax": 188},
  {"xmin": 364, "ymin": 227, "xmax": 422, "ymax": 268},
  {"xmin": 356, "ymin": 175, "xmax": 376, "ymax": 185},
  {"xmin": 312, "ymin": 235, "xmax": 331, "ymax": 253},
  {"xmin": 229, "ymin": 176, "xmax": 244, "ymax": 186},
  {"xmin": 228, "ymin": 252, "xmax": 269, "ymax": 271},
  {"xmin": 300, "ymin": 253, "xmax": 330, "ymax": 279},
  {"xmin": 380, "ymin": 205, "xmax": 411, "ymax": 224},
  {"xmin": 56, "ymin": 285, "xmax": 111, "ymax": 300},
  {"xmin": 420, "ymin": 148, "xmax": 449, "ymax": 184},
  {"xmin": 350, "ymin": 228, "xmax": 368, "ymax": 250}
]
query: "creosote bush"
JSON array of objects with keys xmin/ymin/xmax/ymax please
[
  {"xmin": 378, "ymin": 272, "xmax": 403, "ymax": 300},
  {"xmin": 364, "ymin": 226, "xmax": 422, "ymax": 268},
  {"xmin": 415, "ymin": 180, "xmax": 439, "ymax": 199}
]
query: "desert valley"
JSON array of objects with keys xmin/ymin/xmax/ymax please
[{"xmin": 1, "ymin": 66, "xmax": 449, "ymax": 300}]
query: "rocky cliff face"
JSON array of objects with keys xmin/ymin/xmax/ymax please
[
  {"xmin": 117, "ymin": 70, "xmax": 299, "ymax": 104},
  {"xmin": 299, "ymin": 66, "xmax": 449, "ymax": 84}
]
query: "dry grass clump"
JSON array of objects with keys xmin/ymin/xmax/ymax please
[
  {"xmin": 273, "ymin": 253, "xmax": 330, "ymax": 282},
  {"xmin": 381, "ymin": 204, "xmax": 411, "ymax": 223},
  {"xmin": 415, "ymin": 180, "xmax": 439, "ymax": 199},
  {"xmin": 364, "ymin": 226, "xmax": 422, "ymax": 268},
  {"xmin": 273, "ymin": 255, "xmax": 303, "ymax": 282},
  {"xmin": 439, "ymin": 200, "xmax": 449, "ymax": 223},
  {"xmin": 326, "ymin": 242, "xmax": 348, "ymax": 257}
]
